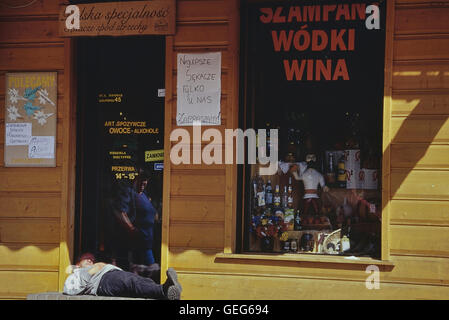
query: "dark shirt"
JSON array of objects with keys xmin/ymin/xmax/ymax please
[
  {"xmin": 115, "ymin": 186, "xmax": 156, "ymax": 249},
  {"xmin": 115, "ymin": 184, "xmax": 137, "ymax": 223},
  {"xmin": 135, "ymin": 192, "xmax": 156, "ymax": 248}
]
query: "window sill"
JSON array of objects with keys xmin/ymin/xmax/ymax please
[{"xmin": 215, "ymin": 252, "xmax": 395, "ymax": 268}]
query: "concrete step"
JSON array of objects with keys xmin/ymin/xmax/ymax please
[{"xmin": 27, "ymin": 292, "xmax": 150, "ymax": 300}]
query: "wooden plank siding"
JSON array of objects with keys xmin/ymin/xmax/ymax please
[
  {"xmin": 161, "ymin": 0, "xmax": 239, "ymax": 279},
  {"xmin": 164, "ymin": 0, "xmax": 449, "ymax": 300},
  {"xmin": 0, "ymin": 0, "xmax": 448, "ymax": 300},
  {"xmin": 0, "ymin": 0, "xmax": 74, "ymax": 299},
  {"xmin": 389, "ymin": 0, "xmax": 449, "ymax": 298},
  {"xmin": 173, "ymin": 273, "xmax": 449, "ymax": 300}
]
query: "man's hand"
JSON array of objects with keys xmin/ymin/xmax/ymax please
[
  {"xmin": 289, "ymin": 164, "xmax": 298, "ymax": 173},
  {"xmin": 127, "ymin": 223, "xmax": 138, "ymax": 234}
]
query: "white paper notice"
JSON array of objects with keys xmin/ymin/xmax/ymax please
[
  {"xmin": 177, "ymin": 52, "xmax": 221, "ymax": 126},
  {"xmin": 28, "ymin": 136, "xmax": 55, "ymax": 159},
  {"xmin": 5, "ymin": 123, "xmax": 32, "ymax": 146}
]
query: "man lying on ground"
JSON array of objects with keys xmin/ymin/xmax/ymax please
[{"xmin": 63, "ymin": 253, "xmax": 182, "ymax": 300}]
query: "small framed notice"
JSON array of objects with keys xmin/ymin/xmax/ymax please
[{"xmin": 4, "ymin": 72, "xmax": 57, "ymax": 167}]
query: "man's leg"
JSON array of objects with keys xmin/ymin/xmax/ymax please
[
  {"xmin": 143, "ymin": 249, "xmax": 155, "ymax": 265},
  {"xmin": 97, "ymin": 270, "xmax": 165, "ymax": 299}
]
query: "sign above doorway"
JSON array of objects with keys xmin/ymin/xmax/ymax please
[{"xmin": 59, "ymin": 0, "xmax": 176, "ymax": 37}]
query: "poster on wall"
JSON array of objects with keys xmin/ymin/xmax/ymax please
[
  {"xmin": 4, "ymin": 72, "xmax": 57, "ymax": 167},
  {"xmin": 176, "ymin": 52, "xmax": 221, "ymax": 126}
]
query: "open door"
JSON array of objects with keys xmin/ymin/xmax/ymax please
[{"xmin": 75, "ymin": 36, "xmax": 165, "ymax": 281}]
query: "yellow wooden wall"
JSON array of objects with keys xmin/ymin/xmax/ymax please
[
  {"xmin": 1, "ymin": 0, "xmax": 448, "ymax": 300},
  {"xmin": 161, "ymin": 0, "xmax": 240, "ymax": 284},
  {"xmin": 0, "ymin": 0, "xmax": 75, "ymax": 299},
  {"xmin": 164, "ymin": 0, "xmax": 449, "ymax": 300}
]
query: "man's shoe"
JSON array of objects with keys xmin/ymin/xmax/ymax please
[
  {"xmin": 163, "ymin": 268, "xmax": 182, "ymax": 300},
  {"xmin": 166, "ymin": 284, "xmax": 182, "ymax": 300}
]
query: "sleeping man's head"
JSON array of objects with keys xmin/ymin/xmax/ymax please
[{"xmin": 76, "ymin": 252, "xmax": 96, "ymax": 268}]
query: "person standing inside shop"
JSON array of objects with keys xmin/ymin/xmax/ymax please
[{"xmin": 112, "ymin": 169, "xmax": 158, "ymax": 268}]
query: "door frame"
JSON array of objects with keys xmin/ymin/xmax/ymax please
[{"xmin": 59, "ymin": 35, "xmax": 170, "ymax": 288}]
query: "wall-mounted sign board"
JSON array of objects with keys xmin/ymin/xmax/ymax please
[
  {"xmin": 59, "ymin": 0, "xmax": 176, "ymax": 37},
  {"xmin": 4, "ymin": 72, "xmax": 57, "ymax": 167}
]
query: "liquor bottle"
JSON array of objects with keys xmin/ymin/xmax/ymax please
[
  {"xmin": 294, "ymin": 209, "xmax": 302, "ymax": 231},
  {"xmin": 257, "ymin": 191, "xmax": 266, "ymax": 208},
  {"xmin": 326, "ymin": 152, "xmax": 336, "ymax": 187},
  {"xmin": 337, "ymin": 154, "xmax": 346, "ymax": 188},
  {"xmin": 341, "ymin": 235, "xmax": 351, "ymax": 253},
  {"xmin": 265, "ymin": 179, "xmax": 273, "ymax": 206},
  {"xmin": 256, "ymin": 176, "xmax": 265, "ymax": 207},
  {"xmin": 265, "ymin": 122, "xmax": 271, "ymax": 157},
  {"xmin": 287, "ymin": 177, "xmax": 294, "ymax": 208},
  {"xmin": 290, "ymin": 239, "xmax": 298, "ymax": 252},
  {"xmin": 273, "ymin": 185, "xmax": 281, "ymax": 207},
  {"xmin": 251, "ymin": 175, "xmax": 258, "ymax": 212},
  {"xmin": 283, "ymin": 240, "xmax": 290, "ymax": 252},
  {"xmin": 282, "ymin": 185, "xmax": 288, "ymax": 209}
]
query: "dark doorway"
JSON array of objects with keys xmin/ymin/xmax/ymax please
[{"xmin": 75, "ymin": 36, "xmax": 165, "ymax": 277}]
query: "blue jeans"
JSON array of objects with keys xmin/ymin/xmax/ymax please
[
  {"xmin": 143, "ymin": 249, "xmax": 155, "ymax": 265},
  {"xmin": 97, "ymin": 270, "xmax": 165, "ymax": 299}
]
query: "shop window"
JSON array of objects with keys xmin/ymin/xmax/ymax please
[{"xmin": 239, "ymin": 0, "xmax": 386, "ymax": 258}]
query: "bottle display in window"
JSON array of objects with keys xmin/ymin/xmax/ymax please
[{"xmin": 243, "ymin": 0, "xmax": 385, "ymax": 258}]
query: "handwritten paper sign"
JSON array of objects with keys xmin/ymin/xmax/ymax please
[
  {"xmin": 5, "ymin": 123, "xmax": 32, "ymax": 146},
  {"xmin": 4, "ymin": 72, "xmax": 57, "ymax": 167},
  {"xmin": 28, "ymin": 136, "xmax": 55, "ymax": 159},
  {"xmin": 59, "ymin": 0, "xmax": 176, "ymax": 37},
  {"xmin": 176, "ymin": 52, "xmax": 222, "ymax": 126}
]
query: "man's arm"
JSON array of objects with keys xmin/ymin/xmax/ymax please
[
  {"xmin": 87, "ymin": 263, "xmax": 107, "ymax": 275},
  {"xmin": 114, "ymin": 210, "xmax": 137, "ymax": 232},
  {"xmin": 63, "ymin": 271, "xmax": 85, "ymax": 295},
  {"xmin": 318, "ymin": 172, "xmax": 330, "ymax": 192},
  {"xmin": 111, "ymin": 185, "xmax": 137, "ymax": 233},
  {"xmin": 111, "ymin": 205, "xmax": 137, "ymax": 234},
  {"xmin": 290, "ymin": 164, "xmax": 304, "ymax": 181}
]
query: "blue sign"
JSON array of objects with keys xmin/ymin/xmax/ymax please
[{"xmin": 154, "ymin": 163, "xmax": 164, "ymax": 171}]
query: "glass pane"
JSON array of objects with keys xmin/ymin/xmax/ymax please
[{"xmin": 242, "ymin": 0, "xmax": 386, "ymax": 258}]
